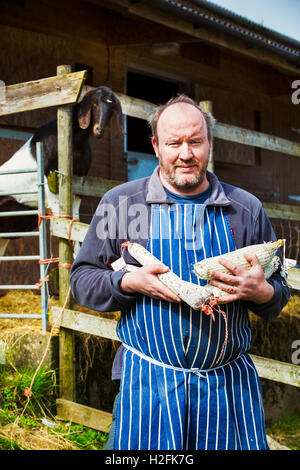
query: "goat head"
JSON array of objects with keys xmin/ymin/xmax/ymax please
[{"xmin": 77, "ymin": 86, "xmax": 123, "ymax": 137}]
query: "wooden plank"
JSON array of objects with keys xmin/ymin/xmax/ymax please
[
  {"xmin": 287, "ymin": 268, "xmax": 300, "ymax": 291},
  {"xmin": 250, "ymin": 354, "xmax": 300, "ymax": 388},
  {"xmin": 81, "ymin": 86, "xmax": 155, "ymax": 120},
  {"xmin": 51, "ymin": 307, "xmax": 119, "ymax": 341},
  {"xmin": 214, "ymin": 123, "xmax": 300, "ymax": 159},
  {"xmin": 51, "ymin": 217, "xmax": 88, "ymax": 243},
  {"xmin": 263, "ymin": 202, "xmax": 300, "ymax": 222},
  {"xmin": 51, "ymin": 306, "xmax": 300, "ymax": 387},
  {"xmin": 56, "ymin": 398, "xmax": 112, "ymax": 433},
  {"xmin": 72, "ymin": 175, "xmax": 121, "ymax": 197},
  {"xmin": 0, "ymin": 70, "xmax": 86, "ymax": 117},
  {"xmin": 50, "ymin": 199, "xmax": 300, "ymax": 248},
  {"xmin": 199, "ymin": 100, "xmax": 214, "ymax": 172},
  {"xmin": 57, "ymin": 65, "xmax": 76, "ymax": 403},
  {"xmin": 82, "ymin": 86, "xmax": 300, "ymax": 158}
]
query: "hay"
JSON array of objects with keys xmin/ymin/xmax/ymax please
[
  {"xmin": 282, "ymin": 293, "xmax": 300, "ymax": 318},
  {"xmin": 0, "ymin": 289, "xmax": 120, "ymax": 335},
  {"xmin": 0, "ymin": 421, "xmax": 80, "ymax": 450},
  {"xmin": 0, "ymin": 290, "xmax": 60, "ymax": 334}
]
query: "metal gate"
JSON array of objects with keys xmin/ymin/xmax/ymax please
[{"xmin": 0, "ymin": 142, "xmax": 48, "ymax": 331}]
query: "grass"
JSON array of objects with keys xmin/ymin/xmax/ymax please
[
  {"xmin": 0, "ymin": 359, "xmax": 299, "ymax": 451},
  {"xmin": 266, "ymin": 411, "xmax": 300, "ymax": 450},
  {"xmin": 0, "ymin": 364, "xmax": 108, "ymax": 450}
]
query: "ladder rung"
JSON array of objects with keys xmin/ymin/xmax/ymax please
[
  {"xmin": 0, "ymin": 285, "xmax": 39, "ymax": 289},
  {"xmin": 0, "ymin": 313, "xmax": 42, "ymax": 319},
  {"xmin": 0, "ymin": 231, "xmax": 39, "ymax": 237},
  {"xmin": 0, "ymin": 190, "xmax": 37, "ymax": 196},
  {"xmin": 0, "ymin": 255, "xmax": 40, "ymax": 261},
  {"xmin": 0, "ymin": 168, "xmax": 37, "ymax": 176},
  {"xmin": 0, "ymin": 210, "xmax": 38, "ymax": 217}
]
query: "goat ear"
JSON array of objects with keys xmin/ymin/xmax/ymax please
[
  {"xmin": 77, "ymin": 94, "xmax": 92, "ymax": 129},
  {"xmin": 112, "ymin": 96, "xmax": 124, "ymax": 134}
]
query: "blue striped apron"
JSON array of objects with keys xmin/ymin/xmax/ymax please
[{"xmin": 114, "ymin": 203, "xmax": 269, "ymax": 450}]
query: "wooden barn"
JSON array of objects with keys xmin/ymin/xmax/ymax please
[
  {"xmin": 0, "ymin": 0, "xmax": 300, "ymax": 438},
  {"xmin": 0, "ymin": 0, "xmax": 300, "ymax": 289}
]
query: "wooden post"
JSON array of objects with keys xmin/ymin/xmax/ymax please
[
  {"xmin": 199, "ymin": 100, "xmax": 214, "ymax": 173},
  {"xmin": 57, "ymin": 64, "xmax": 75, "ymax": 402}
]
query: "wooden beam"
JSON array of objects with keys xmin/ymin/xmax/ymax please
[
  {"xmin": 0, "ymin": 70, "xmax": 86, "ymax": 117},
  {"xmin": 56, "ymin": 398, "xmax": 112, "ymax": 433},
  {"xmin": 72, "ymin": 175, "xmax": 121, "ymax": 197},
  {"xmin": 199, "ymin": 100, "xmax": 214, "ymax": 172},
  {"xmin": 251, "ymin": 354, "xmax": 300, "ymax": 388},
  {"xmin": 51, "ymin": 215, "xmax": 300, "ymax": 290},
  {"xmin": 57, "ymin": 65, "xmax": 77, "ymax": 403},
  {"xmin": 50, "ymin": 200, "xmax": 300, "ymax": 250},
  {"xmin": 51, "ymin": 306, "xmax": 300, "ymax": 387},
  {"xmin": 51, "ymin": 217, "xmax": 88, "ymax": 243},
  {"xmin": 83, "ymin": 86, "xmax": 300, "ymax": 159},
  {"xmin": 51, "ymin": 307, "xmax": 119, "ymax": 341},
  {"xmin": 263, "ymin": 202, "xmax": 300, "ymax": 222},
  {"xmin": 214, "ymin": 123, "xmax": 300, "ymax": 159},
  {"xmin": 287, "ymin": 268, "xmax": 300, "ymax": 291}
]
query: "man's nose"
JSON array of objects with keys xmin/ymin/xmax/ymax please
[{"xmin": 179, "ymin": 143, "xmax": 192, "ymax": 159}]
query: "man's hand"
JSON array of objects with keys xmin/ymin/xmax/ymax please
[
  {"xmin": 209, "ymin": 254, "xmax": 274, "ymax": 304},
  {"xmin": 120, "ymin": 264, "xmax": 182, "ymax": 303}
]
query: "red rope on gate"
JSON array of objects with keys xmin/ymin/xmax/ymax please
[
  {"xmin": 24, "ymin": 285, "xmax": 71, "ymax": 399},
  {"xmin": 37, "ymin": 210, "xmax": 78, "ymax": 252}
]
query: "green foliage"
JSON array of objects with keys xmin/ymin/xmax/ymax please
[
  {"xmin": 266, "ymin": 411, "xmax": 300, "ymax": 450},
  {"xmin": 0, "ymin": 365, "xmax": 57, "ymax": 417},
  {"xmin": 0, "ymin": 435, "xmax": 25, "ymax": 450},
  {"xmin": 0, "ymin": 364, "xmax": 108, "ymax": 450},
  {"xmin": 52, "ymin": 422, "xmax": 108, "ymax": 450}
]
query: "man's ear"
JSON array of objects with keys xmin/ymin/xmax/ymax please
[{"xmin": 152, "ymin": 136, "xmax": 159, "ymax": 159}]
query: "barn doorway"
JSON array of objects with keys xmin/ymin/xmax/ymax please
[{"xmin": 125, "ymin": 70, "xmax": 188, "ymax": 180}]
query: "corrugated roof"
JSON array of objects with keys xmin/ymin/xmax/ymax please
[
  {"xmin": 146, "ymin": 0, "xmax": 300, "ymax": 65},
  {"xmin": 192, "ymin": 0, "xmax": 300, "ymax": 47}
]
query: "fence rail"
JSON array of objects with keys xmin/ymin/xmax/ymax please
[
  {"xmin": 51, "ymin": 306, "xmax": 300, "ymax": 389},
  {"xmin": 50, "ymin": 216, "xmax": 300, "ymax": 291},
  {"xmin": 83, "ymin": 86, "xmax": 300, "ymax": 160}
]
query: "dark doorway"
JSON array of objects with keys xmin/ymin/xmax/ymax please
[{"xmin": 126, "ymin": 71, "xmax": 186, "ymax": 155}]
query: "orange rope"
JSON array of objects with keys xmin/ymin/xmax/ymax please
[
  {"xmin": 24, "ymin": 285, "xmax": 71, "ymax": 398},
  {"xmin": 35, "ymin": 274, "xmax": 49, "ymax": 289},
  {"xmin": 38, "ymin": 258, "xmax": 60, "ymax": 264},
  {"xmin": 37, "ymin": 210, "xmax": 74, "ymax": 228},
  {"xmin": 67, "ymin": 218, "xmax": 79, "ymax": 252},
  {"xmin": 23, "ymin": 212, "xmax": 76, "ymax": 397},
  {"xmin": 201, "ymin": 296, "xmax": 229, "ymax": 367}
]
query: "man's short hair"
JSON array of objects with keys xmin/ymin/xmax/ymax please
[{"xmin": 148, "ymin": 94, "xmax": 216, "ymax": 142}]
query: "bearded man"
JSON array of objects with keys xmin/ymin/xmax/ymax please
[{"xmin": 70, "ymin": 95, "xmax": 290, "ymax": 450}]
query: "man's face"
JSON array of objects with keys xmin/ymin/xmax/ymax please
[{"xmin": 152, "ymin": 103, "xmax": 211, "ymax": 194}]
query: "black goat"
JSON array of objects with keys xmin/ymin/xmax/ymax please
[{"xmin": 0, "ymin": 86, "xmax": 123, "ymax": 254}]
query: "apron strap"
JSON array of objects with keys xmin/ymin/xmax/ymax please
[{"xmin": 123, "ymin": 343, "xmax": 240, "ymax": 377}]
